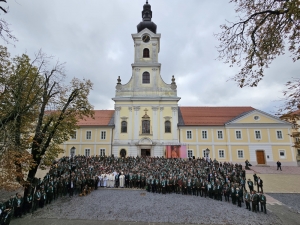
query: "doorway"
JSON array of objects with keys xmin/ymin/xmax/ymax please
[
  {"xmin": 256, "ymin": 150, "xmax": 265, "ymax": 164},
  {"xmin": 141, "ymin": 149, "xmax": 151, "ymax": 157},
  {"xmin": 120, "ymin": 149, "xmax": 126, "ymax": 158}
]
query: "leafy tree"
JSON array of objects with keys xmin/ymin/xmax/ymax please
[
  {"xmin": 0, "ymin": 46, "xmax": 94, "ymax": 191},
  {"xmin": 216, "ymin": 0, "xmax": 300, "ymax": 88},
  {"xmin": 0, "ymin": 0, "xmax": 17, "ymax": 43}
]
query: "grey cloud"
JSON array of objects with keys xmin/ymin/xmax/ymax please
[{"xmin": 2, "ymin": 0, "xmax": 299, "ymax": 115}]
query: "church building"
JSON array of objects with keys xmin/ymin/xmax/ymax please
[{"xmin": 61, "ymin": 1, "xmax": 298, "ymax": 167}]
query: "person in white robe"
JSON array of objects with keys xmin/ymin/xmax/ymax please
[
  {"xmin": 103, "ymin": 174, "xmax": 108, "ymax": 187},
  {"xmin": 97, "ymin": 175, "xmax": 101, "ymax": 187},
  {"xmin": 119, "ymin": 172, "xmax": 125, "ymax": 188},
  {"xmin": 111, "ymin": 173, "xmax": 115, "ymax": 188},
  {"xmin": 107, "ymin": 173, "xmax": 112, "ymax": 188}
]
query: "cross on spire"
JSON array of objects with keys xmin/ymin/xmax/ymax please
[{"xmin": 144, "ymin": 108, "xmax": 148, "ymax": 114}]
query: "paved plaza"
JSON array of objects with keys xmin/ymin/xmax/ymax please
[{"xmin": 5, "ymin": 166, "xmax": 300, "ymax": 225}]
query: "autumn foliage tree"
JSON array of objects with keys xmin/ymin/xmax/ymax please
[
  {"xmin": 0, "ymin": 46, "xmax": 94, "ymax": 191},
  {"xmin": 216, "ymin": 0, "xmax": 300, "ymax": 88}
]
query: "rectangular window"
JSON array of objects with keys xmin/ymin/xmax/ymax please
[
  {"xmin": 101, "ymin": 131, "xmax": 106, "ymax": 140},
  {"xmin": 217, "ymin": 130, "xmax": 223, "ymax": 139},
  {"xmin": 100, "ymin": 149, "xmax": 105, "ymax": 156},
  {"xmin": 255, "ymin": 130, "xmax": 261, "ymax": 139},
  {"xmin": 86, "ymin": 131, "xmax": 92, "ymax": 140},
  {"xmin": 187, "ymin": 131, "xmax": 192, "ymax": 139},
  {"xmin": 277, "ymin": 131, "xmax": 283, "ymax": 139},
  {"xmin": 70, "ymin": 131, "xmax": 77, "ymax": 140},
  {"xmin": 236, "ymin": 130, "xmax": 242, "ymax": 139},
  {"xmin": 296, "ymin": 137, "xmax": 300, "ymax": 143},
  {"xmin": 202, "ymin": 130, "xmax": 207, "ymax": 139},
  {"xmin": 218, "ymin": 150, "xmax": 225, "ymax": 158},
  {"xmin": 279, "ymin": 150, "xmax": 285, "ymax": 159},
  {"xmin": 188, "ymin": 150, "xmax": 193, "ymax": 158},
  {"xmin": 237, "ymin": 150, "xmax": 244, "ymax": 158},
  {"xmin": 297, "ymin": 149, "xmax": 300, "ymax": 156},
  {"xmin": 85, "ymin": 149, "xmax": 90, "ymax": 157}
]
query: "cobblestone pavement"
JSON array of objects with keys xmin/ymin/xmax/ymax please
[
  {"xmin": 11, "ymin": 189, "xmax": 283, "ymax": 225},
  {"xmin": 268, "ymin": 193, "xmax": 300, "ymax": 213}
]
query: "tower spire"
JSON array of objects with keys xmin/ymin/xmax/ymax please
[{"xmin": 137, "ymin": 0, "xmax": 157, "ymax": 33}]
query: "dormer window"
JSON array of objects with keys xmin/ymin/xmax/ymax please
[
  {"xmin": 143, "ymin": 48, "xmax": 150, "ymax": 58},
  {"xmin": 142, "ymin": 72, "xmax": 150, "ymax": 83}
]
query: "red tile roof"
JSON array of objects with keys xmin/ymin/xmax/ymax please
[
  {"xmin": 179, "ymin": 106, "xmax": 254, "ymax": 126},
  {"xmin": 77, "ymin": 110, "xmax": 114, "ymax": 126}
]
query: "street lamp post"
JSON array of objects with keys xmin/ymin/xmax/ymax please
[{"xmin": 205, "ymin": 148, "xmax": 210, "ymax": 158}]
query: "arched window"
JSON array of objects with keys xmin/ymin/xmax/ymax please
[
  {"xmin": 142, "ymin": 120, "xmax": 150, "ymax": 134},
  {"xmin": 143, "ymin": 48, "xmax": 150, "ymax": 58},
  {"xmin": 142, "ymin": 72, "xmax": 150, "ymax": 84},
  {"xmin": 165, "ymin": 121, "xmax": 171, "ymax": 133},
  {"xmin": 121, "ymin": 121, "xmax": 127, "ymax": 133},
  {"xmin": 120, "ymin": 149, "xmax": 127, "ymax": 158}
]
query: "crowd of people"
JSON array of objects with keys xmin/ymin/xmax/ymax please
[{"xmin": 0, "ymin": 155, "xmax": 267, "ymax": 225}]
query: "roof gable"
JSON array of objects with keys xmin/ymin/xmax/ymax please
[{"xmin": 226, "ymin": 109, "xmax": 288, "ymax": 125}]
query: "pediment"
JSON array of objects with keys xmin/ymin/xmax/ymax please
[
  {"xmin": 138, "ymin": 137, "xmax": 153, "ymax": 145},
  {"xmin": 226, "ymin": 110, "xmax": 288, "ymax": 125}
]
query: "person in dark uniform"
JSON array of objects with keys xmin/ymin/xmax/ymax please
[
  {"xmin": 230, "ymin": 186, "xmax": 236, "ymax": 204},
  {"xmin": 13, "ymin": 194, "xmax": 23, "ymax": 218},
  {"xmin": 247, "ymin": 179, "xmax": 254, "ymax": 192},
  {"xmin": 251, "ymin": 190, "xmax": 258, "ymax": 213},
  {"xmin": 24, "ymin": 193, "xmax": 33, "ymax": 214},
  {"xmin": 259, "ymin": 192, "xmax": 267, "ymax": 214},
  {"xmin": 125, "ymin": 172, "xmax": 129, "ymax": 188},
  {"xmin": 0, "ymin": 207, "xmax": 12, "ymax": 225},
  {"xmin": 201, "ymin": 181, "xmax": 207, "ymax": 197},
  {"xmin": 196, "ymin": 179, "xmax": 201, "ymax": 196},
  {"xmin": 244, "ymin": 189, "xmax": 251, "ymax": 211},
  {"xmin": 253, "ymin": 174, "xmax": 258, "ymax": 186},
  {"xmin": 40, "ymin": 190, "xmax": 46, "ymax": 208},
  {"xmin": 224, "ymin": 184, "xmax": 230, "ymax": 202},
  {"xmin": 236, "ymin": 188, "xmax": 243, "ymax": 207},
  {"xmin": 33, "ymin": 190, "xmax": 41, "ymax": 211},
  {"xmin": 257, "ymin": 177, "xmax": 263, "ymax": 193},
  {"xmin": 277, "ymin": 161, "xmax": 282, "ymax": 171},
  {"xmin": 5, "ymin": 197, "xmax": 14, "ymax": 217},
  {"xmin": 161, "ymin": 178, "xmax": 166, "ymax": 194}
]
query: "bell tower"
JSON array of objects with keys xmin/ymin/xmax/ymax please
[
  {"xmin": 132, "ymin": 0, "xmax": 161, "ymax": 67},
  {"xmin": 112, "ymin": 1, "xmax": 180, "ymax": 158}
]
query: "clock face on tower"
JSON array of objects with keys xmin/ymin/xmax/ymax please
[{"xmin": 142, "ymin": 35, "xmax": 150, "ymax": 43}]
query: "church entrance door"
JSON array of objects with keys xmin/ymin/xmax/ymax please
[
  {"xmin": 256, "ymin": 150, "xmax": 265, "ymax": 164},
  {"xmin": 141, "ymin": 149, "xmax": 151, "ymax": 157}
]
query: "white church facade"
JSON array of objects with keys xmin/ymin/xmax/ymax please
[{"xmin": 61, "ymin": 1, "xmax": 298, "ymax": 167}]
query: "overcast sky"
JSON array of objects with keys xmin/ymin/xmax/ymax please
[{"xmin": 2, "ymin": 0, "xmax": 300, "ymax": 115}]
